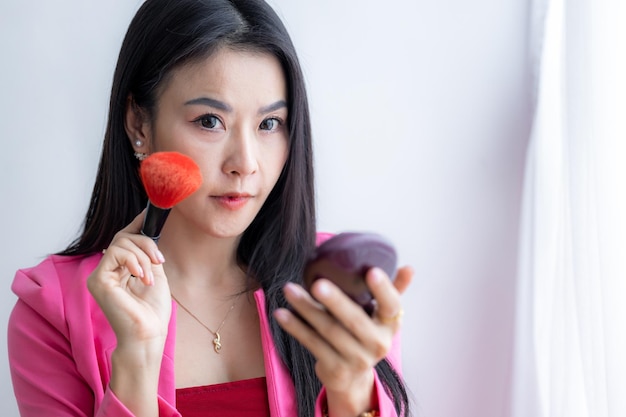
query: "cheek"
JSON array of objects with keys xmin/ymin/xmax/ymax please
[
  {"xmin": 258, "ymin": 144, "xmax": 288, "ymax": 193},
  {"xmin": 150, "ymin": 117, "xmax": 197, "ymax": 153},
  {"xmin": 272, "ymin": 142, "xmax": 290, "ymax": 180}
]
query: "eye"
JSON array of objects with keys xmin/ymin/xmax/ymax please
[
  {"xmin": 259, "ymin": 117, "xmax": 283, "ymax": 131},
  {"xmin": 194, "ymin": 114, "xmax": 223, "ymax": 130}
]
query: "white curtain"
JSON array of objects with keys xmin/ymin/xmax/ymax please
[{"xmin": 511, "ymin": 0, "xmax": 626, "ymax": 416}]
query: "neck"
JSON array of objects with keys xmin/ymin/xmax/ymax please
[{"xmin": 156, "ymin": 218, "xmax": 248, "ymax": 295}]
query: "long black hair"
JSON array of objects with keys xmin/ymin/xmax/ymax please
[{"xmin": 60, "ymin": 0, "xmax": 409, "ymax": 415}]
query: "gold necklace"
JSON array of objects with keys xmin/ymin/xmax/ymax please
[{"xmin": 171, "ymin": 293, "xmax": 242, "ymax": 354}]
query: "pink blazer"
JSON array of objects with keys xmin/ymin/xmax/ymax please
[{"xmin": 8, "ymin": 252, "xmax": 403, "ymax": 416}]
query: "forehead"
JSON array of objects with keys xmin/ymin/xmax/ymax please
[{"xmin": 158, "ymin": 47, "xmax": 287, "ymax": 104}]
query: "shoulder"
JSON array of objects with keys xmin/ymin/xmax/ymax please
[
  {"xmin": 12, "ymin": 253, "xmax": 101, "ymax": 297},
  {"xmin": 315, "ymin": 232, "xmax": 334, "ymax": 246},
  {"xmin": 10, "ymin": 253, "xmax": 101, "ymax": 329}
]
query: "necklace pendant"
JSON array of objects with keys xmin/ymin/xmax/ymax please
[{"xmin": 213, "ymin": 332, "xmax": 222, "ymax": 354}]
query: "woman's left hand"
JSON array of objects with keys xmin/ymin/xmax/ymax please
[{"xmin": 274, "ymin": 266, "xmax": 413, "ymax": 417}]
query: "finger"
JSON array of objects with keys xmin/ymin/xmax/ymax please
[
  {"xmin": 393, "ymin": 266, "xmax": 414, "ymax": 294},
  {"xmin": 366, "ymin": 267, "xmax": 400, "ymax": 313},
  {"xmin": 366, "ymin": 268, "xmax": 404, "ymax": 328},
  {"xmin": 281, "ymin": 282, "xmax": 371, "ymax": 359},
  {"xmin": 309, "ymin": 278, "xmax": 394, "ymax": 359},
  {"xmin": 275, "ymin": 306, "xmax": 379, "ymax": 390},
  {"xmin": 100, "ymin": 244, "xmax": 152, "ymax": 286},
  {"xmin": 107, "ymin": 212, "xmax": 165, "ymax": 266},
  {"xmin": 101, "ymin": 229, "xmax": 161, "ymax": 288},
  {"xmin": 114, "ymin": 234, "xmax": 162, "ymax": 274},
  {"xmin": 274, "ymin": 304, "xmax": 341, "ymax": 361},
  {"xmin": 308, "ymin": 278, "xmax": 378, "ymax": 338}
]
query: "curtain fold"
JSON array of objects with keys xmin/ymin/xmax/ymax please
[{"xmin": 511, "ymin": 0, "xmax": 626, "ymax": 416}]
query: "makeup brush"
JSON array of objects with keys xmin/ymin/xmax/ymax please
[{"xmin": 139, "ymin": 151, "xmax": 203, "ymax": 243}]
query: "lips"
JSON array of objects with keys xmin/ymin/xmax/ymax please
[{"xmin": 212, "ymin": 193, "xmax": 253, "ymax": 210}]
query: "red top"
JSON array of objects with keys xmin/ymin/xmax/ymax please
[{"xmin": 176, "ymin": 377, "xmax": 271, "ymax": 417}]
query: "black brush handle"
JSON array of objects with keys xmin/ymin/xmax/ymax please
[{"xmin": 141, "ymin": 201, "xmax": 171, "ymax": 243}]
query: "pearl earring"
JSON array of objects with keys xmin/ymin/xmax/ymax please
[
  {"xmin": 134, "ymin": 139, "xmax": 143, "ymax": 147},
  {"xmin": 134, "ymin": 152, "xmax": 148, "ymax": 161}
]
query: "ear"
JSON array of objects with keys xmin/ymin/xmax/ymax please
[{"xmin": 124, "ymin": 95, "xmax": 152, "ymax": 153}]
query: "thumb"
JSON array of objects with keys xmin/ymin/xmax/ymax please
[{"xmin": 393, "ymin": 266, "xmax": 414, "ymax": 295}]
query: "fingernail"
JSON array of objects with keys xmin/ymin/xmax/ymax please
[
  {"xmin": 315, "ymin": 280, "xmax": 331, "ymax": 298},
  {"xmin": 148, "ymin": 271, "xmax": 155, "ymax": 286},
  {"xmin": 155, "ymin": 250, "xmax": 165, "ymax": 263},
  {"xmin": 369, "ymin": 267, "xmax": 384, "ymax": 283},
  {"xmin": 273, "ymin": 308, "xmax": 290, "ymax": 322},
  {"xmin": 284, "ymin": 282, "xmax": 303, "ymax": 298},
  {"xmin": 137, "ymin": 265, "xmax": 145, "ymax": 278}
]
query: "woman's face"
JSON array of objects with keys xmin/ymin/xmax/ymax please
[{"xmin": 144, "ymin": 48, "xmax": 289, "ymax": 239}]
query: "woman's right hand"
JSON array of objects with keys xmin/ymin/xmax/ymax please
[
  {"xmin": 87, "ymin": 210, "xmax": 171, "ymax": 350},
  {"xmin": 87, "ymin": 210, "xmax": 171, "ymax": 416}
]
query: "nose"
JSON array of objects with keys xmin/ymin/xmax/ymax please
[{"xmin": 222, "ymin": 127, "xmax": 259, "ymax": 177}]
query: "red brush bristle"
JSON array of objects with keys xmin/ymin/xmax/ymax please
[{"xmin": 139, "ymin": 152, "xmax": 203, "ymax": 209}]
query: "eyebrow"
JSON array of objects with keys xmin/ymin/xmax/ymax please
[
  {"xmin": 184, "ymin": 97, "xmax": 232, "ymax": 112},
  {"xmin": 184, "ymin": 97, "xmax": 287, "ymax": 116},
  {"xmin": 257, "ymin": 100, "xmax": 287, "ymax": 116}
]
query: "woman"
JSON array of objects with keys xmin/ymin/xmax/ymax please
[{"xmin": 8, "ymin": 0, "xmax": 413, "ymax": 416}]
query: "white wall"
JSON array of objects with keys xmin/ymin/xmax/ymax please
[{"xmin": 0, "ymin": 1, "xmax": 531, "ymax": 416}]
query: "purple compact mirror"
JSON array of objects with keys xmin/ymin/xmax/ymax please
[{"xmin": 304, "ymin": 232, "xmax": 397, "ymax": 316}]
